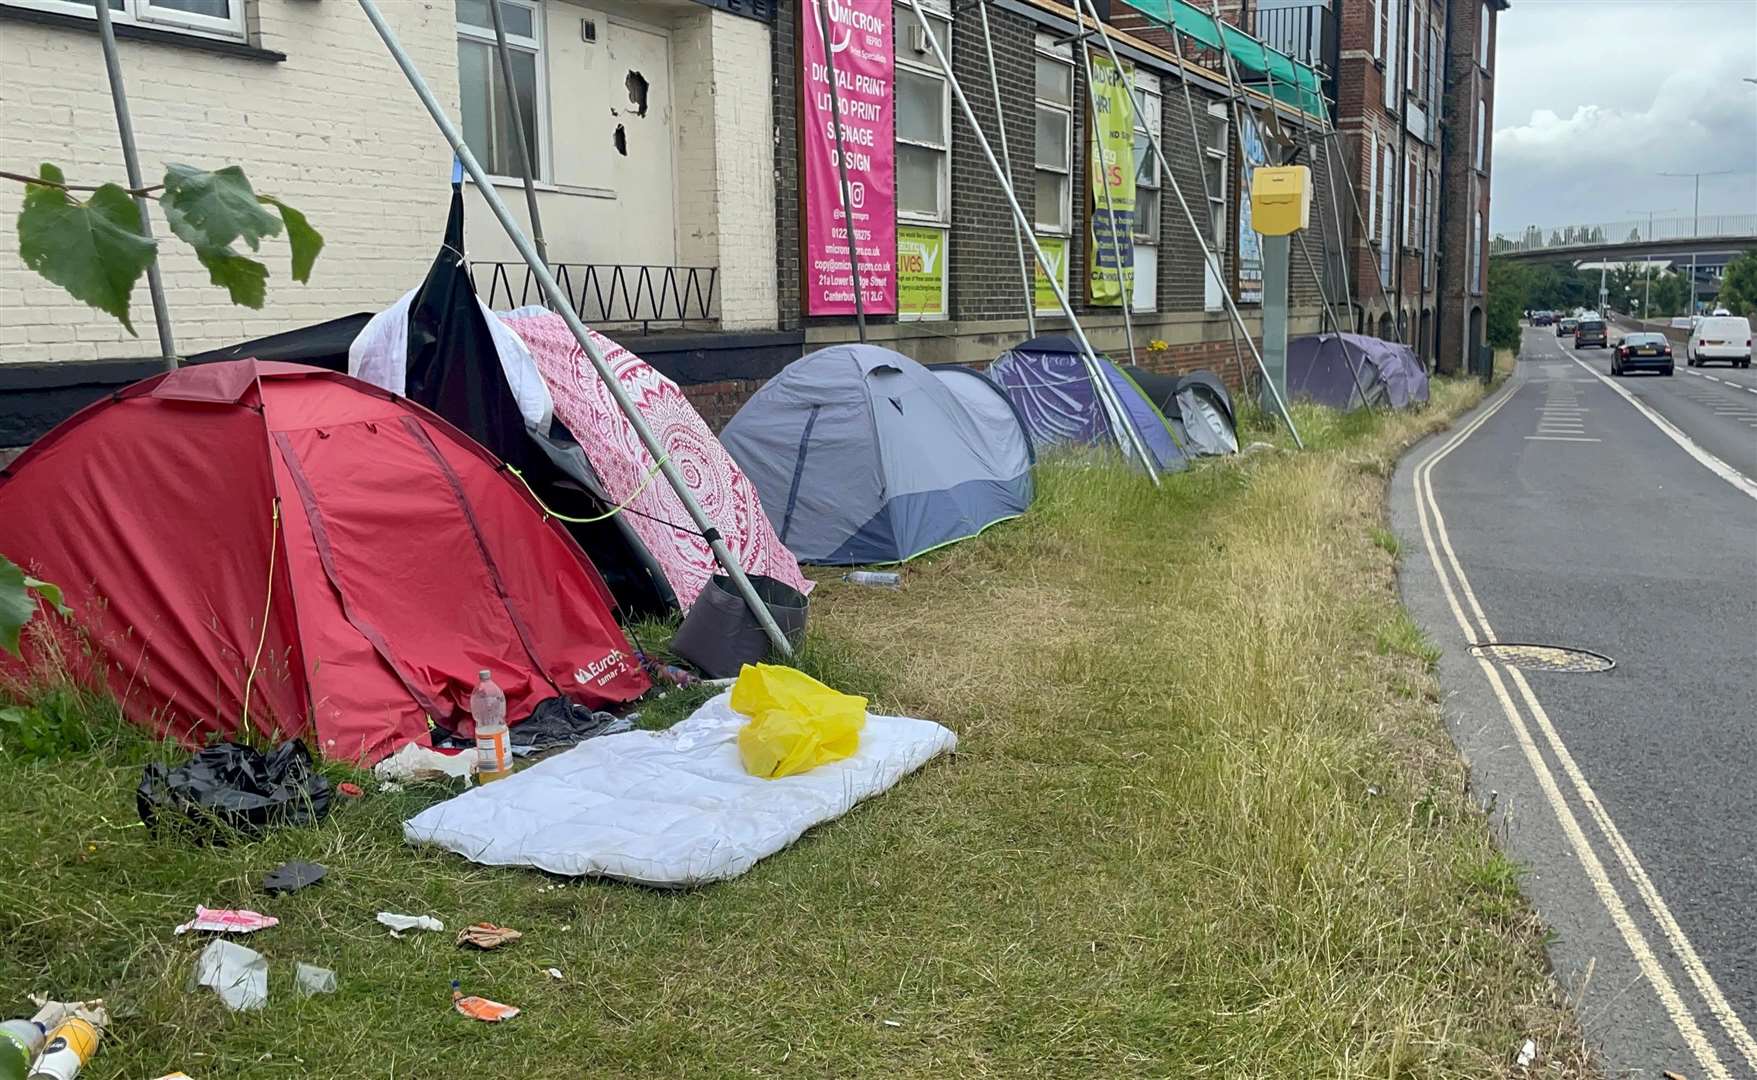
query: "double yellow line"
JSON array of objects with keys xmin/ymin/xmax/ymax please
[{"xmin": 1411, "ymin": 379, "xmax": 1756, "ymax": 1078}]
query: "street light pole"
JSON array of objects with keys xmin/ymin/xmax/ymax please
[{"xmin": 1659, "ymin": 170, "xmax": 1732, "ymax": 319}]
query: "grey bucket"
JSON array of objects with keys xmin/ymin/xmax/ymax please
[{"xmin": 671, "ymin": 574, "xmax": 810, "ymax": 678}]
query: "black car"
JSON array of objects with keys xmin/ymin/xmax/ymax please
[
  {"xmin": 1575, "ymin": 318, "xmax": 1607, "ymax": 349},
  {"xmin": 1533, "ymin": 311, "xmax": 1554, "ymax": 326},
  {"xmin": 1557, "ymin": 318, "xmax": 1578, "ymax": 337},
  {"xmin": 1612, "ymin": 332, "xmax": 1674, "ymax": 376}
]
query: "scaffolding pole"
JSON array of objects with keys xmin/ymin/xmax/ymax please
[
  {"xmin": 486, "ymin": 0, "xmax": 549, "ymax": 273},
  {"xmin": 355, "ymin": 0, "xmax": 795, "ymax": 659},
  {"xmin": 977, "ymin": 0, "xmax": 1035, "ymax": 337},
  {"xmin": 918, "ymin": 0, "xmax": 1162, "ymax": 481},
  {"xmin": 1070, "ymin": 0, "xmax": 1303, "ymax": 447},
  {"xmin": 813, "ymin": 0, "xmax": 869, "ymax": 341}
]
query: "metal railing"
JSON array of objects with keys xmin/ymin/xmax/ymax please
[
  {"xmin": 1493, "ymin": 213, "xmax": 1757, "ymax": 255},
  {"xmin": 1250, "ymin": 2, "xmax": 1337, "ymax": 77},
  {"xmin": 470, "ymin": 261, "xmax": 720, "ymax": 332}
]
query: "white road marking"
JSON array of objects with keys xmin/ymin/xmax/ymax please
[
  {"xmin": 1525, "ymin": 435, "xmax": 1601, "ymax": 442},
  {"xmin": 1569, "ymin": 356, "xmax": 1757, "ymax": 501},
  {"xmin": 1412, "ymin": 384, "xmax": 1733, "ymax": 1078}
]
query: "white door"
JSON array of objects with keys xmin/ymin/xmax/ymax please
[{"xmin": 606, "ymin": 20, "xmax": 677, "ymax": 267}]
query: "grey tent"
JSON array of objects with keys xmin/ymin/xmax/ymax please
[
  {"xmin": 1287, "ymin": 333, "xmax": 1430, "ymax": 410},
  {"xmin": 721, "ymin": 344, "xmax": 1034, "ymax": 565},
  {"xmin": 1124, "ymin": 367, "xmax": 1239, "ymax": 456}
]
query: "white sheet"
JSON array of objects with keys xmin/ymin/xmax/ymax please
[{"xmin": 403, "ymin": 692, "xmax": 956, "ymax": 887}]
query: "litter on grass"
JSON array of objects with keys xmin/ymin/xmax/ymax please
[
  {"xmin": 194, "ymin": 941, "xmax": 268, "ymax": 1012},
  {"xmin": 262, "ymin": 861, "xmax": 326, "ymax": 895},
  {"xmin": 137, "ymin": 741, "xmax": 331, "ymax": 841},
  {"xmin": 451, "ymin": 983, "xmax": 518, "ymax": 1023},
  {"xmin": 404, "ymin": 690, "xmax": 956, "ymax": 887},
  {"xmin": 544, "ymin": 968, "xmax": 563, "ymax": 981},
  {"xmin": 1514, "ymin": 1039, "xmax": 1537, "ymax": 1068},
  {"xmin": 455, "ymin": 923, "xmax": 522, "ymax": 950},
  {"xmin": 173, "ymin": 908, "xmax": 279, "ymax": 936},
  {"xmin": 376, "ymin": 913, "xmax": 444, "ymax": 936},
  {"xmin": 374, "ymin": 743, "xmax": 477, "ymax": 786},
  {"xmin": 294, "ymin": 963, "xmax": 337, "ymax": 997},
  {"xmin": 731, "ymin": 664, "xmax": 866, "ymax": 779}
]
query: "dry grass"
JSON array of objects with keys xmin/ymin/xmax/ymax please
[{"xmin": 0, "ymin": 379, "xmax": 1596, "ymax": 1078}]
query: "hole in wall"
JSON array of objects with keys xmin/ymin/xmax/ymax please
[
  {"xmin": 613, "ymin": 124, "xmax": 627, "ymax": 156},
  {"xmin": 624, "ymin": 70, "xmax": 649, "ymax": 117}
]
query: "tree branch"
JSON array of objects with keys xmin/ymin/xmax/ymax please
[{"xmin": 0, "ymin": 169, "xmax": 163, "ymax": 197}]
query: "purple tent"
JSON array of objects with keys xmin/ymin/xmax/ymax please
[
  {"xmin": 1286, "ymin": 333, "xmax": 1430, "ymax": 410},
  {"xmin": 988, "ymin": 336, "xmax": 1186, "ymax": 471}
]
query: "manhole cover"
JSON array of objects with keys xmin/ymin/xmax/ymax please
[{"xmin": 1469, "ymin": 642, "xmax": 1615, "ymax": 673}]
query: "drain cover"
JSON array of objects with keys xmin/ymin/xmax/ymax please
[{"xmin": 1470, "ymin": 642, "xmax": 1615, "ymax": 673}]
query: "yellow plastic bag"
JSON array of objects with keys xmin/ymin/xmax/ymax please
[{"xmin": 730, "ymin": 664, "xmax": 867, "ymax": 779}]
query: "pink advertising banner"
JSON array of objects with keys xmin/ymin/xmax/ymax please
[{"xmin": 801, "ymin": 0, "xmax": 896, "ymax": 315}]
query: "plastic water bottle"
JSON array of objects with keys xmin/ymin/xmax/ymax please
[
  {"xmin": 25, "ymin": 1016, "xmax": 100, "ymax": 1080},
  {"xmin": 1, "ymin": 1020, "xmax": 45, "ymax": 1080},
  {"xmin": 843, "ymin": 571, "xmax": 901, "ymax": 589},
  {"xmin": 470, "ymin": 670, "xmax": 511, "ymax": 783}
]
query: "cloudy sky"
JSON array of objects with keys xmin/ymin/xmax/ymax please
[{"xmin": 1490, "ymin": 0, "xmax": 1757, "ymax": 237}]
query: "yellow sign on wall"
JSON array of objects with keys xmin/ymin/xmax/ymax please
[
  {"xmin": 897, "ymin": 225, "xmax": 947, "ymax": 319},
  {"xmin": 1087, "ymin": 54, "xmax": 1136, "ymax": 307},
  {"xmin": 1033, "ymin": 234, "xmax": 1069, "ymax": 313}
]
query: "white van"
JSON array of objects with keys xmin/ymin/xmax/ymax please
[{"xmin": 1686, "ymin": 315, "xmax": 1752, "ymax": 368}]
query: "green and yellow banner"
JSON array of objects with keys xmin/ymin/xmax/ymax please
[{"xmin": 1087, "ymin": 54, "xmax": 1136, "ymax": 307}]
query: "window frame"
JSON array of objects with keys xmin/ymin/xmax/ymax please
[
  {"xmin": 1382, "ymin": 0, "xmax": 1400, "ymax": 109},
  {"xmin": 1478, "ymin": 3, "xmax": 1491, "ymax": 68},
  {"xmin": 893, "ymin": 1, "xmax": 952, "ymax": 321},
  {"xmin": 11, "ymin": 0, "xmax": 247, "ymax": 41},
  {"xmin": 1474, "ymin": 98, "xmax": 1486, "ymax": 172},
  {"xmin": 1129, "ymin": 71, "xmax": 1161, "ymax": 314},
  {"xmin": 1033, "ymin": 34, "xmax": 1075, "ymax": 238},
  {"xmin": 456, "ymin": 0, "xmax": 551, "ymax": 185},
  {"xmin": 1202, "ymin": 101, "xmax": 1229, "ymax": 312}
]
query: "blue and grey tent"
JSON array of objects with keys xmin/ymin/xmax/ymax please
[
  {"xmin": 1125, "ymin": 367, "xmax": 1240, "ymax": 456},
  {"xmin": 720, "ymin": 344, "xmax": 1034, "ymax": 565}
]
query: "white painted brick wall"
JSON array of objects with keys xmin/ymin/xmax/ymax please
[
  {"xmin": 0, "ymin": 0, "xmax": 781, "ymax": 363},
  {"xmin": 0, "ymin": 0, "xmax": 461, "ymax": 364}
]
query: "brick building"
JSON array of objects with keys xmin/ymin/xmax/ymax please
[
  {"xmin": 1436, "ymin": 0, "xmax": 1507, "ymax": 376},
  {"xmin": 0, "ymin": 0, "xmax": 1488, "ymax": 449}
]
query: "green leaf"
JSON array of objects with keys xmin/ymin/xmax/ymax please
[
  {"xmin": 161, "ymin": 164, "xmax": 282, "ymax": 255},
  {"xmin": 196, "ymin": 245, "xmax": 269, "ymax": 309},
  {"xmin": 24, "ymin": 575, "xmax": 70, "ymax": 616},
  {"xmin": 17, "ymin": 163, "xmax": 156, "ymax": 335},
  {"xmin": 260, "ymin": 196, "xmax": 323, "ymax": 284},
  {"xmin": 1, "ymin": 555, "xmax": 33, "ymax": 658}
]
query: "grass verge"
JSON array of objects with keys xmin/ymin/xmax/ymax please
[{"xmin": 0, "ymin": 377, "xmax": 1592, "ymax": 1078}]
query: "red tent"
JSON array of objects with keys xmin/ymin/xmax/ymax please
[{"xmin": 0, "ymin": 360, "xmax": 649, "ymax": 764}]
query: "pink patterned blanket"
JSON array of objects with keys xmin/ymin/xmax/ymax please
[{"xmin": 500, "ymin": 312, "xmax": 812, "ymax": 609}]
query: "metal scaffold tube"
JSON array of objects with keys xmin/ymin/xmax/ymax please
[
  {"xmin": 977, "ymin": 0, "xmax": 1036, "ymax": 337},
  {"xmin": 1070, "ymin": 0, "xmax": 1303, "ymax": 447},
  {"xmin": 355, "ymin": 0, "xmax": 795, "ymax": 659},
  {"xmin": 915, "ymin": 0, "xmax": 1163, "ymax": 483}
]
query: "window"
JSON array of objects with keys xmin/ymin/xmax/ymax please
[
  {"xmin": 1479, "ymin": 3, "xmax": 1491, "ymax": 68},
  {"xmin": 1379, "ymin": 146, "xmax": 1394, "ymax": 286},
  {"xmin": 1383, "ymin": 0, "xmax": 1400, "ymax": 109},
  {"xmin": 1366, "ymin": 132, "xmax": 1379, "ymax": 242},
  {"xmin": 1428, "ymin": 25, "xmax": 1443, "ymax": 112},
  {"xmin": 457, "ymin": 0, "xmax": 548, "ymax": 182},
  {"xmin": 1201, "ymin": 102, "xmax": 1229, "ymax": 312},
  {"xmin": 894, "ymin": 3, "xmax": 952, "ymax": 319},
  {"xmin": 1371, "ymin": 0, "xmax": 1382, "ymax": 61},
  {"xmin": 1131, "ymin": 73, "xmax": 1161, "ymax": 313},
  {"xmin": 1471, "ymin": 209, "xmax": 1484, "ymax": 293},
  {"xmin": 1034, "ymin": 34, "xmax": 1074, "ymax": 313},
  {"xmin": 1406, "ymin": 2, "xmax": 1420, "ymax": 94},
  {"xmin": 1406, "ymin": 157, "xmax": 1417, "ymax": 245},
  {"xmin": 14, "ymin": 0, "xmax": 246, "ymax": 40},
  {"xmin": 1425, "ymin": 169, "xmax": 1438, "ymax": 288},
  {"xmin": 1474, "ymin": 99, "xmax": 1486, "ymax": 171}
]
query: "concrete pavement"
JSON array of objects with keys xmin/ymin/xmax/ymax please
[{"xmin": 1391, "ymin": 326, "xmax": 1757, "ymax": 1078}]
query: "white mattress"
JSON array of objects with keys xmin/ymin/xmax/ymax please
[{"xmin": 403, "ymin": 692, "xmax": 956, "ymax": 888}]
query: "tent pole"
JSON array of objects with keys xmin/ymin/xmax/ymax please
[
  {"xmin": 1076, "ymin": 36, "xmax": 1139, "ymax": 375},
  {"xmin": 977, "ymin": 0, "xmax": 1035, "ymax": 337},
  {"xmin": 486, "ymin": 0, "xmax": 550, "ymax": 275},
  {"xmin": 812, "ymin": 0, "xmax": 868, "ymax": 342},
  {"xmin": 1162, "ymin": 4, "xmax": 1249, "ymax": 391},
  {"xmin": 93, "ymin": 0, "xmax": 177, "ymax": 371},
  {"xmin": 356, "ymin": 0, "xmax": 795, "ymax": 659},
  {"xmin": 1072, "ymin": 0, "xmax": 1302, "ymax": 447},
  {"xmin": 903, "ymin": 0, "xmax": 1160, "ymax": 482}
]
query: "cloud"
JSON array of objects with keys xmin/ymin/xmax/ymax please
[{"xmin": 1488, "ymin": 0, "xmax": 1757, "ymax": 234}]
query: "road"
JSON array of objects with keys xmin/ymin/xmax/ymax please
[{"xmin": 1391, "ymin": 326, "xmax": 1757, "ymax": 1078}]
